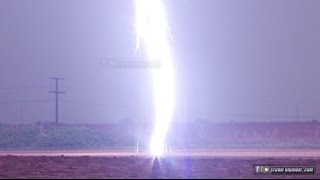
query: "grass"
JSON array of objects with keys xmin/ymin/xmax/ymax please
[{"xmin": 0, "ymin": 122, "xmax": 320, "ymax": 150}]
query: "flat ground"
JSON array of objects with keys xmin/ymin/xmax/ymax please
[{"xmin": 0, "ymin": 149, "xmax": 319, "ymax": 178}]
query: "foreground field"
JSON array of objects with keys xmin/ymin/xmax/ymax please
[
  {"xmin": 0, "ymin": 150, "xmax": 319, "ymax": 179},
  {"xmin": 2, "ymin": 122, "xmax": 320, "ymax": 150}
]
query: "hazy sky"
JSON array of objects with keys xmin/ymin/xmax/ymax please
[{"xmin": 0, "ymin": 0, "xmax": 320, "ymax": 124}]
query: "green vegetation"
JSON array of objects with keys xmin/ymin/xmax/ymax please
[
  {"xmin": 0, "ymin": 125, "xmax": 39, "ymax": 149},
  {"xmin": 0, "ymin": 122, "xmax": 320, "ymax": 150},
  {"xmin": 36, "ymin": 126, "xmax": 108, "ymax": 149},
  {"xmin": 0, "ymin": 124, "xmax": 135, "ymax": 150}
]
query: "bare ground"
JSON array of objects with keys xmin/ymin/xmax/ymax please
[{"xmin": 0, "ymin": 150, "xmax": 319, "ymax": 179}]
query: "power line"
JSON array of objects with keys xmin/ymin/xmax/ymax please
[
  {"xmin": 221, "ymin": 112, "xmax": 320, "ymax": 119},
  {"xmin": 60, "ymin": 100, "xmax": 109, "ymax": 107},
  {"xmin": 264, "ymin": 100, "xmax": 302, "ymax": 122},
  {"xmin": 0, "ymin": 87, "xmax": 49, "ymax": 90},
  {"xmin": 48, "ymin": 77, "xmax": 66, "ymax": 124},
  {"xmin": 0, "ymin": 99, "xmax": 50, "ymax": 104}
]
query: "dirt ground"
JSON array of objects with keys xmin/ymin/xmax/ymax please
[{"xmin": 0, "ymin": 150, "xmax": 319, "ymax": 179}]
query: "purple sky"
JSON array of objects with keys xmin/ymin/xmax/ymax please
[{"xmin": 0, "ymin": 0, "xmax": 320, "ymax": 124}]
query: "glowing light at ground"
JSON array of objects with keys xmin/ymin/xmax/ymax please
[{"xmin": 135, "ymin": 0, "xmax": 175, "ymax": 156}]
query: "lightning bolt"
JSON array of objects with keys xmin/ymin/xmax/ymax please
[{"xmin": 135, "ymin": 0, "xmax": 175, "ymax": 156}]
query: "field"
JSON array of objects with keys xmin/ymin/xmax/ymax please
[
  {"xmin": 2, "ymin": 121, "xmax": 320, "ymax": 151},
  {"xmin": 1, "ymin": 122, "xmax": 320, "ymax": 178},
  {"xmin": 0, "ymin": 150, "xmax": 319, "ymax": 179}
]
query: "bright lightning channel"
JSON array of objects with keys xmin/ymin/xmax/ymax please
[{"xmin": 135, "ymin": 0, "xmax": 175, "ymax": 156}]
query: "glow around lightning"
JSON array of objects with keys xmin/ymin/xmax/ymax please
[{"xmin": 135, "ymin": 0, "xmax": 175, "ymax": 156}]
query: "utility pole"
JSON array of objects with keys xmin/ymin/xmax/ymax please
[
  {"xmin": 265, "ymin": 100, "xmax": 302, "ymax": 122},
  {"xmin": 49, "ymin": 77, "xmax": 65, "ymax": 124},
  {"xmin": 296, "ymin": 103, "xmax": 299, "ymax": 122},
  {"xmin": 20, "ymin": 104, "xmax": 23, "ymax": 125}
]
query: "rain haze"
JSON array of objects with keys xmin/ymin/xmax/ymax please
[
  {"xmin": 1, "ymin": 0, "xmax": 320, "ymax": 124},
  {"xmin": 2, "ymin": 1, "xmax": 320, "ymax": 179}
]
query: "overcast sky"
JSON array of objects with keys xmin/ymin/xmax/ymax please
[{"xmin": 0, "ymin": 0, "xmax": 320, "ymax": 124}]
